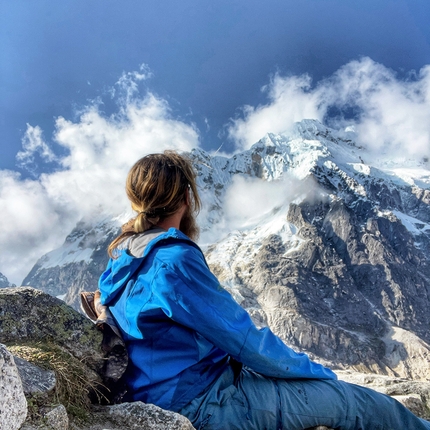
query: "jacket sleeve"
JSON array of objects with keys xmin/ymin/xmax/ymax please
[{"xmin": 154, "ymin": 245, "xmax": 337, "ymax": 380}]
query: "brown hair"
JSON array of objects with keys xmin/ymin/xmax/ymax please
[{"xmin": 108, "ymin": 150, "xmax": 201, "ymax": 257}]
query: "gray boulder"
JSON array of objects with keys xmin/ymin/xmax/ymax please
[
  {"xmin": 0, "ymin": 286, "xmax": 104, "ymax": 369},
  {"xmin": 14, "ymin": 355, "xmax": 56, "ymax": 396},
  {"xmin": 41, "ymin": 404, "xmax": 69, "ymax": 430},
  {"xmin": 0, "ymin": 344, "xmax": 27, "ymax": 430},
  {"xmin": 72, "ymin": 402, "xmax": 195, "ymax": 430}
]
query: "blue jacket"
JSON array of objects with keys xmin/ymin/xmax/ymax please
[{"xmin": 99, "ymin": 228, "xmax": 336, "ymax": 411}]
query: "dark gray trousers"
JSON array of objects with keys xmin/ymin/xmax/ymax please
[{"xmin": 181, "ymin": 367, "xmax": 430, "ymax": 429}]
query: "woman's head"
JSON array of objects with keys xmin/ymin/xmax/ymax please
[{"xmin": 108, "ymin": 150, "xmax": 201, "ymax": 257}]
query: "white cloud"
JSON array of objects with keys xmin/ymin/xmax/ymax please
[
  {"xmin": 0, "ymin": 170, "xmax": 69, "ymax": 284},
  {"xmin": 16, "ymin": 125, "xmax": 58, "ymax": 171},
  {"xmin": 228, "ymin": 57, "xmax": 430, "ymax": 158},
  {"xmin": 223, "ymin": 175, "xmax": 288, "ymax": 230},
  {"xmin": 110, "ymin": 63, "xmax": 153, "ymax": 104},
  {"xmin": 200, "ymin": 174, "xmax": 322, "ymax": 245},
  {"xmin": 198, "ymin": 175, "xmax": 291, "ymax": 247},
  {"xmin": 228, "ymin": 73, "xmax": 323, "ymax": 150},
  {"xmin": 0, "ymin": 67, "xmax": 199, "ymax": 284},
  {"xmin": 324, "ymin": 58, "xmax": 430, "ymax": 156}
]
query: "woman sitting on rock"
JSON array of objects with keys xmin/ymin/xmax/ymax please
[{"xmin": 99, "ymin": 150, "xmax": 430, "ymax": 429}]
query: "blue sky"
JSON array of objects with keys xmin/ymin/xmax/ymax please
[
  {"xmin": 1, "ymin": 0, "xmax": 430, "ymax": 283},
  {"xmin": 2, "ymin": 0, "xmax": 430, "ymax": 171}
]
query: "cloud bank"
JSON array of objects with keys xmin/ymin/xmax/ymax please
[
  {"xmin": 222, "ymin": 175, "xmax": 290, "ymax": 230},
  {"xmin": 0, "ymin": 66, "xmax": 199, "ymax": 283},
  {"xmin": 228, "ymin": 57, "xmax": 430, "ymax": 158},
  {"xmin": 2, "ymin": 58, "xmax": 430, "ymax": 284}
]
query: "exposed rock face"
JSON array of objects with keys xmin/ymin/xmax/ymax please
[
  {"xmin": 43, "ymin": 404, "xmax": 69, "ymax": 430},
  {"xmin": 202, "ymin": 122, "xmax": 430, "ymax": 381},
  {"xmin": 0, "ymin": 344, "xmax": 27, "ymax": 430},
  {"xmin": 211, "ymin": 198, "xmax": 430, "ymax": 380}
]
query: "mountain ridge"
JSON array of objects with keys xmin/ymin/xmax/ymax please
[{"xmin": 19, "ymin": 119, "xmax": 430, "ymax": 380}]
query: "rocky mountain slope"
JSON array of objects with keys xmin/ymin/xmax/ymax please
[
  {"xmin": 0, "ymin": 272, "xmax": 15, "ymax": 288},
  {"xmin": 21, "ymin": 218, "xmax": 122, "ymax": 308},
  {"xmin": 21, "ymin": 119, "xmax": 430, "ymax": 381}
]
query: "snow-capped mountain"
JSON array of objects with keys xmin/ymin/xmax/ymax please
[
  {"xmin": 0, "ymin": 272, "xmax": 15, "ymax": 288},
  {"xmin": 23, "ymin": 119, "xmax": 430, "ymax": 380},
  {"xmin": 22, "ymin": 217, "xmax": 122, "ymax": 303}
]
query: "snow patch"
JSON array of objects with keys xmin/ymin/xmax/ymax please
[
  {"xmin": 392, "ymin": 210, "xmax": 430, "ymax": 235},
  {"xmin": 40, "ymin": 242, "xmax": 94, "ymax": 269}
]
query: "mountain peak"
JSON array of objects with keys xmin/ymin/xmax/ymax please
[
  {"xmin": 0, "ymin": 272, "xmax": 15, "ymax": 288},
  {"xmin": 20, "ymin": 125, "xmax": 430, "ymax": 382}
]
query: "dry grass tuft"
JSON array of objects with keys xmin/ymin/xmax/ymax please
[{"xmin": 9, "ymin": 342, "xmax": 106, "ymax": 421}]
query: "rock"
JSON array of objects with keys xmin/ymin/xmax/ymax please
[
  {"xmin": 0, "ymin": 287, "xmax": 104, "ymax": 427},
  {"xmin": 0, "ymin": 344, "xmax": 27, "ymax": 430},
  {"xmin": 19, "ymin": 404, "xmax": 69, "ymax": 430},
  {"xmin": 14, "ymin": 355, "xmax": 56, "ymax": 395},
  {"xmin": 392, "ymin": 395, "xmax": 428, "ymax": 420},
  {"xmin": 43, "ymin": 404, "xmax": 69, "ymax": 430},
  {"xmin": 1, "ymin": 287, "xmax": 197, "ymax": 430},
  {"xmin": 0, "ymin": 286, "xmax": 104, "ymax": 375},
  {"xmin": 108, "ymin": 402, "xmax": 195, "ymax": 429},
  {"xmin": 84, "ymin": 402, "xmax": 196, "ymax": 430}
]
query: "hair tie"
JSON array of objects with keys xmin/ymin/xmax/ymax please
[{"xmin": 138, "ymin": 207, "xmax": 166, "ymax": 218}]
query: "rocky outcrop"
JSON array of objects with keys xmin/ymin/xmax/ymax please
[
  {"xmin": 81, "ymin": 403, "xmax": 195, "ymax": 430},
  {"xmin": 14, "ymin": 354, "xmax": 56, "ymax": 395},
  {"xmin": 0, "ymin": 287, "xmax": 196, "ymax": 430},
  {"xmin": 6, "ymin": 347, "xmax": 196, "ymax": 430},
  {"xmin": 0, "ymin": 286, "xmax": 105, "ymax": 375},
  {"xmin": 199, "ymin": 120, "xmax": 430, "ymax": 381}
]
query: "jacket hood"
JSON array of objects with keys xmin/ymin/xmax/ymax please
[{"xmin": 99, "ymin": 227, "xmax": 197, "ymax": 305}]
